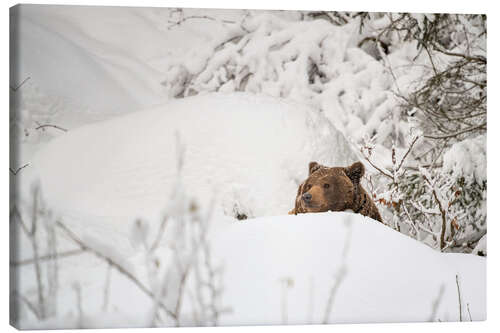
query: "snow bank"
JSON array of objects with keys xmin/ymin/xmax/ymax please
[
  {"xmin": 18, "ymin": 212, "xmax": 486, "ymax": 329},
  {"xmin": 11, "ymin": 5, "xmax": 253, "ymax": 117},
  {"xmin": 27, "ymin": 93, "xmax": 356, "ymax": 223},
  {"xmin": 210, "ymin": 212, "xmax": 485, "ymax": 325},
  {"xmin": 12, "ymin": 5, "xmax": 167, "ymax": 116}
]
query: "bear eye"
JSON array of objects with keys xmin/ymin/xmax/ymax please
[
  {"xmin": 323, "ymin": 183, "xmax": 330, "ymax": 189},
  {"xmin": 305, "ymin": 184, "xmax": 312, "ymax": 191}
]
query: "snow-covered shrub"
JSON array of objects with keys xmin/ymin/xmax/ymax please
[
  {"xmin": 357, "ymin": 13, "xmax": 487, "ymax": 252},
  {"xmin": 162, "ymin": 11, "xmax": 487, "ymax": 254},
  {"xmin": 162, "ymin": 13, "xmax": 398, "ymax": 145}
]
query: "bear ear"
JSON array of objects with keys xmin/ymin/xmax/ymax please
[
  {"xmin": 345, "ymin": 161, "xmax": 365, "ymax": 183},
  {"xmin": 309, "ymin": 161, "xmax": 322, "ymax": 175}
]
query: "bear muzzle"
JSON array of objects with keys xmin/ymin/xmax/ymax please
[{"xmin": 302, "ymin": 192, "xmax": 312, "ymax": 203}]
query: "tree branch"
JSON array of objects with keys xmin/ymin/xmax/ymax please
[
  {"xmin": 9, "ymin": 163, "xmax": 30, "ymax": 176},
  {"xmin": 10, "ymin": 249, "xmax": 86, "ymax": 266},
  {"xmin": 35, "ymin": 124, "xmax": 68, "ymax": 132},
  {"xmin": 424, "ymin": 123, "xmax": 486, "ymax": 140},
  {"xmin": 55, "ymin": 221, "xmax": 178, "ymax": 320},
  {"xmin": 10, "ymin": 76, "xmax": 31, "ymax": 92}
]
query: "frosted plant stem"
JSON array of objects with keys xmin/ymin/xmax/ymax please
[
  {"xmin": 102, "ymin": 262, "xmax": 112, "ymax": 312},
  {"xmin": 73, "ymin": 282, "xmax": 83, "ymax": 328},
  {"xmin": 429, "ymin": 284, "xmax": 445, "ymax": 321},
  {"xmin": 13, "ymin": 290, "xmax": 40, "ymax": 319},
  {"xmin": 10, "ymin": 249, "xmax": 85, "ymax": 266},
  {"xmin": 456, "ymin": 274, "xmax": 463, "ymax": 321},
  {"xmin": 30, "ymin": 188, "xmax": 46, "ymax": 319},
  {"xmin": 307, "ymin": 277, "xmax": 315, "ymax": 324},
  {"xmin": 56, "ymin": 221, "xmax": 178, "ymax": 321}
]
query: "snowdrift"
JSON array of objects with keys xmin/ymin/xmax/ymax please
[
  {"xmin": 19, "ymin": 212, "xmax": 486, "ymax": 329},
  {"xmin": 27, "ymin": 93, "xmax": 356, "ymax": 224},
  {"xmin": 211, "ymin": 212, "xmax": 486, "ymax": 325},
  {"xmin": 11, "ymin": 5, "xmax": 486, "ymax": 329}
]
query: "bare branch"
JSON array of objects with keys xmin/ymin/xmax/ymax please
[
  {"xmin": 10, "ymin": 249, "xmax": 85, "ymax": 266},
  {"xmin": 102, "ymin": 263, "xmax": 112, "ymax": 312},
  {"xmin": 35, "ymin": 124, "xmax": 68, "ymax": 133},
  {"xmin": 467, "ymin": 303, "xmax": 472, "ymax": 321},
  {"xmin": 168, "ymin": 15, "xmax": 237, "ymax": 30},
  {"xmin": 396, "ymin": 136, "xmax": 420, "ymax": 173},
  {"xmin": 429, "ymin": 284, "xmax": 445, "ymax": 321},
  {"xmin": 55, "ymin": 220, "xmax": 178, "ymax": 320},
  {"xmin": 422, "ymin": 173, "xmax": 448, "ymax": 250},
  {"xmin": 322, "ymin": 266, "xmax": 347, "ymax": 324},
  {"xmin": 360, "ymin": 148, "xmax": 393, "ymax": 179},
  {"xmin": 10, "ymin": 76, "xmax": 31, "ymax": 92},
  {"xmin": 456, "ymin": 274, "xmax": 463, "ymax": 321},
  {"xmin": 13, "ymin": 290, "xmax": 41, "ymax": 320},
  {"xmin": 9, "ymin": 163, "xmax": 30, "ymax": 176},
  {"xmin": 423, "ymin": 123, "xmax": 486, "ymax": 140},
  {"xmin": 149, "ymin": 216, "xmax": 169, "ymax": 253}
]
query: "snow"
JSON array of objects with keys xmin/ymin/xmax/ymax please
[
  {"xmin": 211, "ymin": 213, "xmax": 485, "ymax": 325},
  {"xmin": 26, "ymin": 93, "xmax": 356, "ymax": 223},
  {"xmin": 443, "ymin": 135, "xmax": 487, "ymax": 184},
  {"xmin": 472, "ymin": 235, "xmax": 487, "ymax": 256},
  {"xmin": 17, "ymin": 213, "xmax": 486, "ymax": 329},
  {"xmin": 10, "ymin": 5, "xmax": 486, "ymax": 330},
  {"xmin": 15, "ymin": 92, "xmax": 486, "ymax": 328}
]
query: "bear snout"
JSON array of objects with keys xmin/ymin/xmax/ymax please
[{"xmin": 302, "ymin": 192, "xmax": 312, "ymax": 202}]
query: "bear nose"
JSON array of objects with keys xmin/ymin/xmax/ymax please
[{"xmin": 302, "ymin": 193, "xmax": 312, "ymax": 202}]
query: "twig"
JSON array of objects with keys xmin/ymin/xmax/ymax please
[
  {"xmin": 168, "ymin": 15, "xmax": 236, "ymax": 29},
  {"xmin": 55, "ymin": 220, "xmax": 178, "ymax": 320},
  {"xmin": 424, "ymin": 123, "xmax": 486, "ymax": 140},
  {"xmin": 30, "ymin": 187, "xmax": 46, "ymax": 319},
  {"xmin": 149, "ymin": 216, "xmax": 169, "ymax": 253},
  {"xmin": 73, "ymin": 282, "xmax": 83, "ymax": 328},
  {"xmin": 432, "ymin": 43, "xmax": 486, "ymax": 64},
  {"xmin": 10, "ymin": 76, "xmax": 31, "ymax": 91},
  {"xmin": 102, "ymin": 262, "xmax": 112, "ymax": 312},
  {"xmin": 13, "ymin": 290, "xmax": 41, "ymax": 319},
  {"xmin": 35, "ymin": 124, "xmax": 68, "ymax": 132},
  {"xmin": 44, "ymin": 219, "xmax": 58, "ymax": 317},
  {"xmin": 429, "ymin": 284, "xmax": 445, "ymax": 321},
  {"xmin": 422, "ymin": 173, "xmax": 448, "ymax": 250},
  {"xmin": 322, "ymin": 266, "xmax": 347, "ymax": 324},
  {"xmin": 361, "ymin": 148, "xmax": 393, "ymax": 179},
  {"xmin": 456, "ymin": 274, "xmax": 463, "ymax": 321},
  {"xmin": 10, "ymin": 249, "xmax": 85, "ymax": 266},
  {"xmin": 9, "ymin": 163, "xmax": 29, "ymax": 176},
  {"xmin": 395, "ymin": 136, "xmax": 420, "ymax": 173},
  {"xmin": 467, "ymin": 303, "xmax": 472, "ymax": 321}
]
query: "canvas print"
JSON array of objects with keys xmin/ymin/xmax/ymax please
[{"xmin": 9, "ymin": 4, "xmax": 486, "ymax": 329}]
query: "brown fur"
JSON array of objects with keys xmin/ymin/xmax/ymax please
[{"xmin": 289, "ymin": 161, "xmax": 383, "ymax": 222}]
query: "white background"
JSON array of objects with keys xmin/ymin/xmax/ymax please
[{"xmin": 2, "ymin": 0, "xmax": 497, "ymax": 332}]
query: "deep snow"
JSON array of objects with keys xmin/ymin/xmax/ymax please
[
  {"xmin": 17, "ymin": 213, "xmax": 485, "ymax": 329},
  {"xmin": 10, "ymin": 4, "xmax": 486, "ymax": 329},
  {"xmin": 15, "ymin": 94, "xmax": 486, "ymax": 329},
  {"xmin": 26, "ymin": 93, "xmax": 356, "ymax": 223}
]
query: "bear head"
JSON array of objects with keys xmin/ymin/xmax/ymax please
[{"xmin": 298, "ymin": 161, "xmax": 365, "ymax": 213}]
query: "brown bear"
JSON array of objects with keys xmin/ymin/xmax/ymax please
[{"xmin": 289, "ymin": 161, "xmax": 383, "ymax": 222}]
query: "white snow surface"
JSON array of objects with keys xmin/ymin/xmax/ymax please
[
  {"xmin": 18, "ymin": 92, "xmax": 486, "ymax": 328},
  {"xmin": 11, "ymin": 5, "xmax": 486, "ymax": 329},
  {"xmin": 443, "ymin": 134, "xmax": 487, "ymax": 183},
  {"xmin": 27, "ymin": 93, "xmax": 356, "ymax": 223},
  {"xmin": 18, "ymin": 213, "xmax": 485, "ymax": 329}
]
